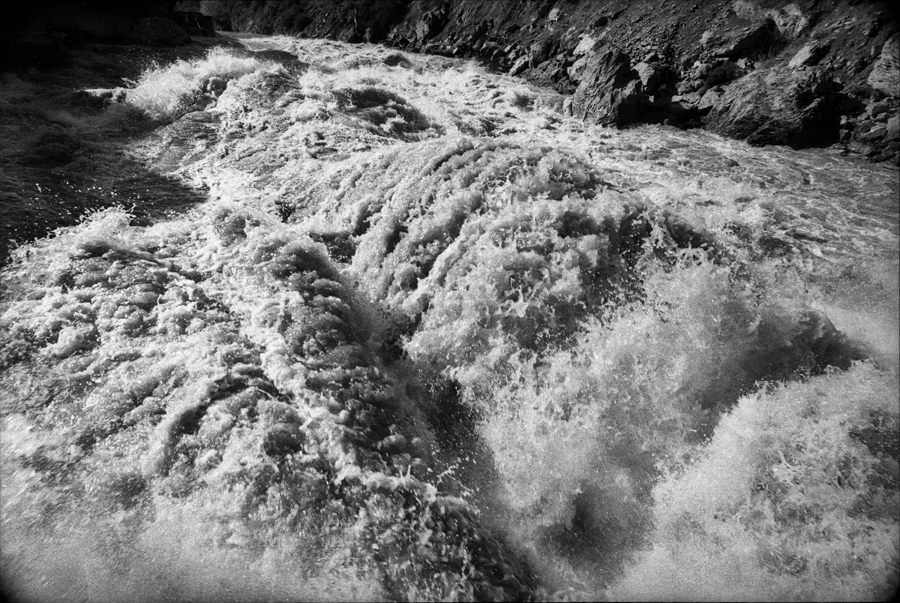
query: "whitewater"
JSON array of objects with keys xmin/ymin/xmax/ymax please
[{"xmin": 1, "ymin": 33, "xmax": 898, "ymax": 601}]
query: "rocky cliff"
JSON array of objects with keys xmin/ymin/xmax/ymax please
[{"xmin": 193, "ymin": 0, "xmax": 899, "ymax": 164}]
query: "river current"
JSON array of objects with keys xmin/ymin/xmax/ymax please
[{"xmin": 1, "ymin": 34, "xmax": 898, "ymax": 601}]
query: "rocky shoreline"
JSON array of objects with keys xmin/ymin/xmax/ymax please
[
  {"xmin": 197, "ymin": 0, "xmax": 899, "ymax": 165},
  {"xmin": 4, "ymin": 1, "xmax": 898, "ymax": 164}
]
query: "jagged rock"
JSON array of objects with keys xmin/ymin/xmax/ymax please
[
  {"xmin": 567, "ymin": 54, "xmax": 591, "ymax": 82},
  {"xmin": 867, "ymin": 100, "xmax": 891, "ymax": 118},
  {"xmin": 573, "ymin": 33, "xmax": 600, "ymax": 56},
  {"xmin": 858, "ymin": 124, "xmax": 888, "ymax": 142},
  {"xmin": 705, "ymin": 66, "xmax": 850, "ymax": 148},
  {"xmin": 544, "ymin": 57, "xmax": 573, "ymax": 90},
  {"xmin": 414, "ymin": 7, "xmax": 448, "ymax": 43},
  {"xmin": 789, "ymin": 40, "xmax": 831, "ymax": 68},
  {"xmin": 572, "ymin": 45, "xmax": 647, "ymax": 126},
  {"xmin": 887, "ymin": 115, "xmax": 900, "ymax": 139},
  {"xmin": 732, "ymin": 0, "xmax": 810, "ymax": 39},
  {"xmin": 704, "ymin": 59, "xmax": 745, "ymax": 88},
  {"xmin": 703, "ymin": 17, "xmax": 782, "ymax": 59},
  {"xmin": 633, "ymin": 61, "xmax": 672, "ymax": 95},
  {"xmin": 672, "ymin": 91, "xmax": 701, "ymax": 105},
  {"xmin": 663, "ymin": 97, "xmax": 701, "ymax": 125},
  {"xmin": 697, "ymin": 87, "xmax": 722, "ymax": 112},
  {"xmin": 676, "ymin": 78, "xmax": 703, "ymax": 95},
  {"xmin": 770, "ymin": 4, "xmax": 810, "ymax": 38},
  {"xmin": 465, "ymin": 20, "xmax": 490, "ymax": 46},
  {"xmin": 687, "ymin": 61, "xmax": 710, "ymax": 80},
  {"xmin": 868, "ymin": 33, "xmax": 899, "ymax": 97},
  {"xmin": 530, "ymin": 38, "xmax": 554, "ymax": 64},
  {"xmin": 509, "ymin": 55, "xmax": 529, "ymax": 76}
]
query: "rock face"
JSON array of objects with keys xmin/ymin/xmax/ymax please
[
  {"xmin": 868, "ymin": 33, "xmax": 899, "ymax": 98},
  {"xmin": 701, "ymin": 16, "xmax": 783, "ymax": 59},
  {"xmin": 788, "ymin": 40, "xmax": 831, "ymax": 68},
  {"xmin": 571, "ymin": 46, "xmax": 646, "ymax": 126},
  {"xmin": 705, "ymin": 66, "xmax": 851, "ymax": 147}
]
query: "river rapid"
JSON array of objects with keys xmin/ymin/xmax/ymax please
[{"xmin": 1, "ymin": 34, "xmax": 898, "ymax": 601}]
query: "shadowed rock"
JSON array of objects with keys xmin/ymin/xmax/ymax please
[
  {"xmin": 571, "ymin": 45, "xmax": 647, "ymax": 127},
  {"xmin": 868, "ymin": 33, "xmax": 899, "ymax": 98},
  {"xmin": 704, "ymin": 66, "xmax": 852, "ymax": 147}
]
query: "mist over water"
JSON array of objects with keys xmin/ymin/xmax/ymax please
[{"xmin": 1, "ymin": 34, "xmax": 898, "ymax": 601}]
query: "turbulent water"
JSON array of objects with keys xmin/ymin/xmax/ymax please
[{"xmin": 1, "ymin": 34, "xmax": 898, "ymax": 602}]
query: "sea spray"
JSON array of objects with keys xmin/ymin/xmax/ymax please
[{"xmin": 2, "ymin": 36, "xmax": 897, "ymax": 602}]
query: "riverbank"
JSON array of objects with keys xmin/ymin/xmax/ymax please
[{"xmin": 195, "ymin": 0, "xmax": 900, "ymax": 164}]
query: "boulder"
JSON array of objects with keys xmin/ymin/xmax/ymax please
[
  {"xmin": 676, "ymin": 78, "xmax": 703, "ymax": 94},
  {"xmin": 887, "ymin": 115, "xmax": 900, "ymax": 140},
  {"xmin": 703, "ymin": 16, "xmax": 782, "ymax": 59},
  {"xmin": 768, "ymin": 4, "xmax": 810, "ymax": 38},
  {"xmin": 704, "ymin": 60, "xmax": 744, "ymax": 87},
  {"xmin": 509, "ymin": 55, "xmax": 529, "ymax": 76},
  {"xmin": 875, "ymin": 101, "xmax": 892, "ymax": 117},
  {"xmin": 732, "ymin": 0, "xmax": 810, "ymax": 38},
  {"xmin": 573, "ymin": 33, "xmax": 601, "ymax": 56},
  {"xmin": 672, "ymin": 91, "xmax": 701, "ymax": 105},
  {"xmin": 705, "ymin": 66, "xmax": 851, "ymax": 148},
  {"xmin": 633, "ymin": 61, "xmax": 672, "ymax": 95},
  {"xmin": 697, "ymin": 87, "xmax": 723, "ymax": 112},
  {"xmin": 469, "ymin": 21, "xmax": 491, "ymax": 44},
  {"xmin": 530, "ymin": 38, "xmax": 554, "ymax": 64},
  {"xmin": 414, "ymin": 7, "xmax": 448, "ymax": 43},
  {"xmin": 868, "ymin": 34, "xmax": 899, "ymax": 97},
  {"xmin": 567, "ymin": 54, "xmax": 591, "ymax": 82},
  {"xmin": 788, "ymin": 40, "xmax": 831, "ymax": 68},
  {"xmin": 571, "ymin": 45, "xmax": 648, "ymax": 126},
  {"xmin": 858, "ymin": 124, "xmax": 888, "ymax": 143},
  {"xmin": 667, "ymin": 94, "xmax": 703, "ymax": 124}
]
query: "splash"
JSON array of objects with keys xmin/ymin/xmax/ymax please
[{"xmin": 1, "ymin": 35, "xmax": 897, "ymax": 602}]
